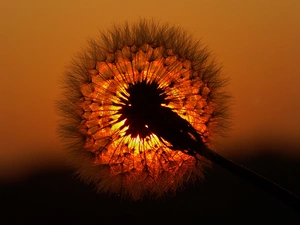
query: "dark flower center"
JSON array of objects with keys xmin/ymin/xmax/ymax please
[{"xmin": 117, "ymin": 80, "xmax": 169, "ymax": 138}]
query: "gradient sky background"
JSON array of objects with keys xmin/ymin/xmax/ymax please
[{"xmin": 1, "ymin": 0, "xmax": 300, "ymax": 182}]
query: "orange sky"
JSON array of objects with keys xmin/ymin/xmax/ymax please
[{"xmin": 1, "ymin": 0, "xmax": 300, "ymax": 180}]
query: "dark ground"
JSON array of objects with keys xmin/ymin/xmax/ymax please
[{"xmin": 1, "ymin": 153, "xmax": 300, "ymax": 225}]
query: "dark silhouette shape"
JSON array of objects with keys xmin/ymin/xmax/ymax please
[{"xmin": 115, "ymin": 79, "xmax": 300, "ymax": 212}]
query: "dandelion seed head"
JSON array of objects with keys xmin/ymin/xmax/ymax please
[{"xmin": 58, "ymin": 19, "xmax": 231, "ymax": 200}]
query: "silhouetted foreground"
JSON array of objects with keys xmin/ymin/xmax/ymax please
[{"xmin": 1, "ymin": 154, "xmax": 300, "ymax": 224}]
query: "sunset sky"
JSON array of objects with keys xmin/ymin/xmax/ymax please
[{"xmin": 1, "ymin": 0, "xmax": 300, "ymax": 181}]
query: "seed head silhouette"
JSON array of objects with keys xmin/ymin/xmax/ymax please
[{"xmin": 58, "ymin": 19, "xmax": 300, "ymax": 210}]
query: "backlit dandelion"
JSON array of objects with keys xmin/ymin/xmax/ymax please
[
  {"xmin": 58, "ymin": 19, "xmax": 229, "ymax": 200},
  {"xmin": 58, "ymin": 19, "xmax": 300, "ymax": 210}
]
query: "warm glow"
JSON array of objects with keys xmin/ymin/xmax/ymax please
[
  {"xmin": 79, "ymin": 44, "xmax": 212, "ymax": 182},
  {"xmin": 59, "ymin": 20, "xmax": 227, "ymax": 200}
]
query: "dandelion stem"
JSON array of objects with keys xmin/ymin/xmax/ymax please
[{"xmin": 202, "ymin": 147, "xmax": 300, "ymax": 213}]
